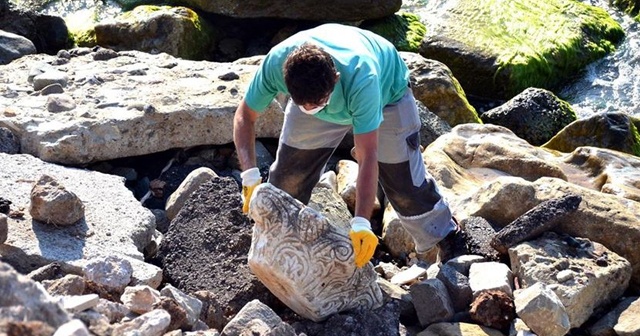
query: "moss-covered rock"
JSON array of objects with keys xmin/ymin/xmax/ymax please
[
  {"xmin": 94, "ymin": 5, "xmax": 217, "ymax": 60},
  {"xmin": 401, "ymin": 52, "xmax": 481, "ymax": 126},
  {"xmin": 360, "ymin": 12, "xmax": 426, "ymax": 53},
  {"xmin": 611, "ymin": 0, "xmax": 639, "ymax": 18},
  {"xmin": 480, "ymin": 88, "xmax": 576, "ymax": 146},
  {"xmin": 420, "ymin": 0, "xmax": 625, "ymax": 100},
  {"xmin": 542, "ymin": 112, "xmax": 640, "ymax": 157}
]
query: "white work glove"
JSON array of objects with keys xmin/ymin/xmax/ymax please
[
  {"xmin": 241, "ymin": 167, "xmax": 261, "ymax": 214},
  {"xmin": 349, "ymin": 217, "xmax": 378, "ymax": 268}
]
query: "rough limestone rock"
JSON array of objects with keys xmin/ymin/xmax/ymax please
[
  {"xmin": 0, "ymin": 50, "xmax": 284, "ymax": 165},
  {"xmin": 29, "ymin": 174, "xmax": 85, "ymax": 226},
  {"xmin": 422, "ymin": 124, "xmax": 640, "ymax": 287},
  {"xmin": 0, "ymin": 261, "xmax": 70, "ymax": 329},
  {"xmin": 247, "ymin": 183, "xmax": 384, "ymax": 322},
  {"xmin": 491, "ymin": 193, "xmax": 582, "ymax": 254},
  {"xmin": 0, "ymin": 153, "xmax": 156, "ymax": 279},
  {"xmin": 510, "ymin": 232, "xmax": 631, "ymax": 328}
]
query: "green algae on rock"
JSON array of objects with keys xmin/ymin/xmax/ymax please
[
  {"xmin": 542, "ymin": 112, "xmax": 640, "ymax": 157},
  {"xmin": 611, "ymin": 0, "xmax": 640, "ymax": 20},
  {"xmin": 420, "ymin": 0, "xmax": 625, "ymax": 100},
  {"xmin": 360, "ymin": 12, "xmax": 426, "ymax": 53},
  {"xmin": 94, "ymin": 5, "xmax": 217, "ymax": 60}
]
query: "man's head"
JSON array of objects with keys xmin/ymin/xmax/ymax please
[{"xmin": 283, "ymin": 42, "xmax": 339, "ymax": 111}]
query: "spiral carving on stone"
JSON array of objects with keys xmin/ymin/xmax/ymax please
[{"xmin": 247, "ymin": 183, "xmax": 383, "ymax": 322}]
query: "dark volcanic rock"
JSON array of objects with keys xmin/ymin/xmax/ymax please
[
  {"xmin": 491, "ymin": 193, "xmax": 582, "ymax": 254},
  {"xmin": 461, "ymin": 216, "xmax": 502, "ymax": 262},
  {"xmin": 157, "ymin": 177, "xmax": 280, "ymax": 319}
]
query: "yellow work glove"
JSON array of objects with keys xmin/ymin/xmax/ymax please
[
  {"xmin": 349, "ymin": 217, "xmax": 378, "ymax": 268},
  {"xmin": 240, "ymin": 167, "xmax": 261, "ymax": 214}
]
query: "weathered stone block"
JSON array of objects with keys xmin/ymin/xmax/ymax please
[
  {"xmin": 247, "ymin": 183, "xmax": 383, "ymax": 322},
  {"xmin": 510, "ymin": 232, "xmax": 631, "ymax": 328}
]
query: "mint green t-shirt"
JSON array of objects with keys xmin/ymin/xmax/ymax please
[{"xmin": 244, "ymin": 23, "xmax": 410, "ymax": 135}]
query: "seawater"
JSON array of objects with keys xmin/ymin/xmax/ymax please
[{"xmin": 560, "ymin": 0, "xmax": 640, "ymax": 119}]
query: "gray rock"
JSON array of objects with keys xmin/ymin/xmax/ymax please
[
  {"xmin": 510, "ymin": 232, "xmax": 631, "ymax": 328},
  {"xmin": 491, "ymin": 193, "xmax": 582, "ymax": 254},
  {"xmin": 0, "ymin": 261, "xmax": 70, "ymax": 328},
  {"xmin": 0, "ymin": 153, "xmax": 156, "ymax": 280},
  {"xmin": 40, "ymin": 83, "xmax": 64, "ymax": 95},
  {"xmin": 436, "ymin": 264, "xmax": 473, "ymax": 312},
  {"xmin": 588, "ymin": 296, "xmax": 638, "ymax": 336},
  {"xmin": 0, "ymin": 29, "xmax": 36, "ymax": 65},
  {"xmin": 221, "ymin": 299, "xmax": 283, "ymax": 336},
  {"xmin": 0, "ymin": 213, "xmax": 6, "ymax": 244},
  {"xmin": 410, "ymin": 278, "xmax": 454, "ymax": 327},
  {"xmin": 0, "ymin": 127, "xmax": 19, "ymax": 154},
  {"xmin": 33, "ymin": 70, "xmax": 68, "ymax": 91}
]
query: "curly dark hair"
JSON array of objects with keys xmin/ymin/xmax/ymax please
[{"xmin": 283, "ymin": 42, "xmax": 337, "ymax": 106}]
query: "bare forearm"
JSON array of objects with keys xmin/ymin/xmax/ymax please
[
  {"xmin": 355, "ymin": 158, "xmax": 378, "ymax": 220},
  {"xmin": 233, "ymin": 100, "xmax": 259, "ymax": 170},
  {"xmin": 353, "ymin": 130, "xmax": 379, "ymax": 220}
]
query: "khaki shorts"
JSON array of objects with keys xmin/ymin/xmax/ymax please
[{"xmin": 268, "ymin": 88, "xmax": 454, "ymax": 251}]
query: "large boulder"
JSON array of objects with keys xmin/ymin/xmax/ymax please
[
  {"xmin": 401, "ymin": 51, "xmax": 480, "ymax": 127},
  {"xmin": 0, "ymin": 29, "xmax": 36, "ymax": 65},
  {"xmin": 0, "ymin": 3, "xmax": 71, "ymax": 54},
  {"xmin": 417, "ymin": 0, "xmax": 624, "ymax": 100},
  {"xmin": 114, "ymin": 0, "xmax": 401, "ymax": 21},
  {"xmin": 94, "ymin": 6, "xmax": 217, "ymax": 61},
  {"xmin": 510, "ymin": 232, "xmax": 631, "ymax": 328},
  {"xmin": 0, "ymin": 50, "xmax": 473, "ymax": 166},
  {"xmin": 0, "ymin": 50, "xmax": 284, "ymax": 165},
  {"xmin": 480, "ymin": 87, "xmax": 576, "ymax": 146},
  {"xmin": 543, "ymin": 112, "xmax": 640, "ymax": 157}
]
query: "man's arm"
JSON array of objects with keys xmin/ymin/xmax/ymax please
[
  {"xmin": 233, "ymin": 99, "xmax": 260, "ymax": 170},
  {"xmin": 353, "ymin": 129, "xmax": 379, "ymax": 220}
]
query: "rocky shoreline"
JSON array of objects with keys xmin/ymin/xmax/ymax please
[{"xmin": 2, "ymin": 0, "xmax": 640, "ymax": 335}]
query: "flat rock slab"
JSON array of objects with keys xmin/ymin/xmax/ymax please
[
  {"xmin": 0, "ymin": 153, "xmax": 155, "ymax": 274},
  {"xmin": 248, "ymin": 183, "xmax": 383, "ymax": 322},
  {"xmin": 0, "ymin": 50, "xmax": 283, "ymax": 165}
]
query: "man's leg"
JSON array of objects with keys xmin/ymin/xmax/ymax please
[
  {"xmin": 268, "ymin": 100, "xmax": 350, "ymax": 204},
  {"xmin": 377, "ymin": 88, "xmax": 457, "ymax": 254}
]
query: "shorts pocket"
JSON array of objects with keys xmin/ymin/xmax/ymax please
[{"xmin": 406, "ymin": 131, "xmax": 421, "ymax": 151}]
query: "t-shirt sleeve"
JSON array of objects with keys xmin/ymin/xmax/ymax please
[
  {"xmin": 243, "ymin": 53, "xmax": 281, "ymax": 113},
  {"xmin": 350, "ymin": 77, "xmax": 383, "ymax": 134}
]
